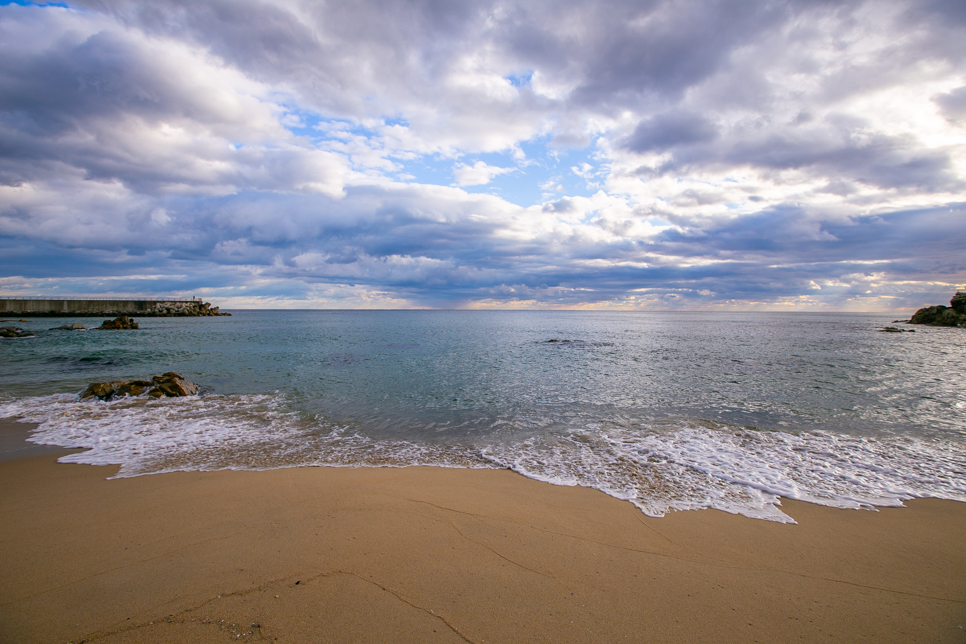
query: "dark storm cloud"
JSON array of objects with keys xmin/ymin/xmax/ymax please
[
  {"xmin": 0, "ymin": 21, "xmax": 301, "ymax": 193},
  {"xmin": 71, "ymin": 0, "xmax": 863, "ymax": 120},
  {"xmin": 553, "ymin": 0, "xmax": 788, "ymax": 108},
  {"xmin": 654, "ymin": 205, "xmax": 966, "ymax": 265},
  {"xmin": 631, "ymin": 116, "xmax": 963, "ymax": 193},
  {"xmin": 725, "ymin": 129, "xmax": 960, "ymax": 192},
  {"xmin": 73, "ymin": 0, "xmax": 490, "ymax": 119},
  {"xmin": 623, "ymin": 112, "xmax": 719, "ymax": 153}
]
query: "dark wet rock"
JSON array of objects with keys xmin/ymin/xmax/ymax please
[
  {"xmin": 0, "ymin": 326, "xmax": 35, "ymax": 338},
  {"xmin": 152, "ymin": 372, "xmax": 199, "ymax": 397},
  {"xmin": 51, "ymin": 322, "xmax": 87, "ymax": 330},
  {"xmin": 80, "ymin": 381, "xmax": 126, "ymax": 400},
  {"xmin": 115, "ymin": 380, "xmax": 155, "ymax": 397},
  {"xmin": 81, "ymin": 372, "xmax": 200, "ymax": 401},
  {"xmin": 909, "ymin": 292, "xmax": 966, "ymax": 327},
  {"xmin": 879, "ymin": 326, "xmax": 914, "ymax": 333},
  {"xmin": 542, "ymin": 338, "xmax": 614, "ymax": 348},
  {"xmin": 98, "ymin": 316, "xmax": 139, "ymax": 330}
]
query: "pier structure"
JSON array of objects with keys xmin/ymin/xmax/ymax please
[{"xmin": 0, "ymin": 297, "xmax": 229, "ymax": 317}]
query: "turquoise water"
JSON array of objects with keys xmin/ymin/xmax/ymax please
[{"xmin": 2, "ymin": 311, "xmax": 964, "ymax": 521}]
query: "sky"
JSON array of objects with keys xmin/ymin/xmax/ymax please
[{"xmin": 0, "ymin": 0, "xmax": 964, "ymax": 310}]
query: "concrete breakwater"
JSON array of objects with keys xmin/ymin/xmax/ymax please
[{"xmin": 0, "ymin": 298, "xmax": 230, "ymax": 317}]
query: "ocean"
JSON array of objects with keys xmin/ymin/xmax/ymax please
[{"xmin": 1, "ymin": 310, "xmax": 964, "ymax": 522}]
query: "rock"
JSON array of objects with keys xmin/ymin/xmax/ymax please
[
  {"xmin": 153, "ymin": 374, "xmax": 199, "ymax": 397},
  {"xmin": 149, "ymin": 300, "xmax": 231, "ymax": 317},
  {"xmin": 114, "ymin": 380, "xmax": 155, "ymax": 398},
  {"xmin": 879, "ymin": 326, "xmax": 914, "ymax": 333},
  {"xmin": 909, "ymin": 293, "xmax": 966, "ymax": 327},
  {"xmin": 910, "ymin": 305, "xmax": 942, "ymax": 324},
  {"xmin": 98, "ymin": 316, "xmax": 139, "ymax": 330},
  {"xmin": 80, "ymin": 381, "xmax": 127, "ymax": 400},
  {"xmin": 50, "ymin": 322, "xmax": 86, "ymax": 330},
  {"xmin": 0, "ymin": 326, "xmax": 35, "ymax": 338},
  {"xmin": 80, "ymin": 373, "xmax": 200, "ymax": 401}
]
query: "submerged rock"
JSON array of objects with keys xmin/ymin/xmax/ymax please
[
  {"xmin": 80, "ymin": 372, "xmax": 200, "ymax": 401},
  {"xmin": 909, "ymin": 292, "xmax": 966, "ymax": 327},
  {"xmin": 50, "ymin": 322, "xmax": 86, "ymax": 330},
  {"xmin": 879, "ymin": 326, "xmax": 915, "ymax": 333},
  {"xmin": 98, "ymin": 316, "xmax": 139, "ymax": 330},
  {"xmin": 0, "ymin": 326, "xmax": 35, "ymax": 338}
]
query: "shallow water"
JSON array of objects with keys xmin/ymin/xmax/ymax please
[{"xmin": 2, "ymin": 310, "xmax": 964, "ymax": 521}]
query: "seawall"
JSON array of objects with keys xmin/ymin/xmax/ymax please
[{"xmin": 0, "ymin": 298, "xmax": 229, "ymax": 317}]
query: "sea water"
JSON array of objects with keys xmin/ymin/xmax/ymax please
[{"xmin": 1, "ymin": 310, "xmax": 964, "ymax": 522}]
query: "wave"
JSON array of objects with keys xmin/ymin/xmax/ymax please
[{"xmin": 2, "ymin": 393, "xmax": 964, "ymax": 523}]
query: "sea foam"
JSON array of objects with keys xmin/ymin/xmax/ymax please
[{"xmin": 2, "ymin": 393, "xmax": 964, "ymax": 522}]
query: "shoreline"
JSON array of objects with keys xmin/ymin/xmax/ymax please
[
  {"xmin": 0, "ymin": 418, "xmax": 75, "ymax": 462},
  {"xmin": 1, "ymin": 442, "xmax": 964, "ymax": 643}
]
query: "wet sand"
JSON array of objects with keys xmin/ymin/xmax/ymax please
[
  {"xmin": 0, "ymin": 418, "xmax": 70, "ymax": 462},
  {"xmin": 0, "ymin": 419, "xmax": 964, "ymax": 643}
]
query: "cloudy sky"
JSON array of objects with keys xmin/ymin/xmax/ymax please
[{"xmin": 1, "ymin": 0, "xmax": 964, "ymax": 309}]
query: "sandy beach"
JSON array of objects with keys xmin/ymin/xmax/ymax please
[{"xmin": 1, "ymin": 419, "xmax": 964, "ymax": 644}]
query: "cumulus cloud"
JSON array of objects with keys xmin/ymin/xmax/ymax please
[
  {"xmin": 0, "ymin": 0, "xmax": 964, "ymax": 309},
  {"xmin": 452, "ymin": 161, "xmax": 513, "ymax": 186}
]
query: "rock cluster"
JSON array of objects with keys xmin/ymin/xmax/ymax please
[
  {"xmin": 80, "ymin": 372, "xmax": 200, "ymax": 401},
  {"xmin": 909, "ymin": 291, "xmax": 966, "ymax": 327},
  {"xmin": 98, "ymin": 316, "xmax": 139, "ymax": 330},
  {"xmin": 0, "ymin": 326, "xmax": 35, "ymax": 338},
  {"xmin": 151, "ymin": 300, "xmax": 230, "ymax": 316},
  {"xmin": 51, "ymin": 322, "xmax": 86, "ymax": 330}
]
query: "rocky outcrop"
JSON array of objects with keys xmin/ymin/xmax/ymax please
[
  {"xmin": 51, "ymin": 322, "xmax": 86, "ymax": 330},
  {"xmin": 80, "ymin": 372, "xmax": 200, "ymax": 401},
  {"xmin": 150, "ymin": 301, "xmax": 230, "ymax": 317},
  {"xmin": 98, "ymin": 316, "xmax": 139, "ymax": 330},
  {"xmin": 0, "ymin": 326, "xmax": 35, "ymax": 338},
  {"xmin": 909, "ymin": 292, "xmax": 966, "ymax": 327}
]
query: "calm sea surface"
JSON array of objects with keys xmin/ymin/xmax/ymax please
[{"xmin": 2, "ymin": 310, "xmax": 964, "ymax": 521}]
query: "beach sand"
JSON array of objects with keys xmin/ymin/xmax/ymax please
[{"xmin": 1, "ymin": 419, "xmax": 964, "ymax": 643}]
